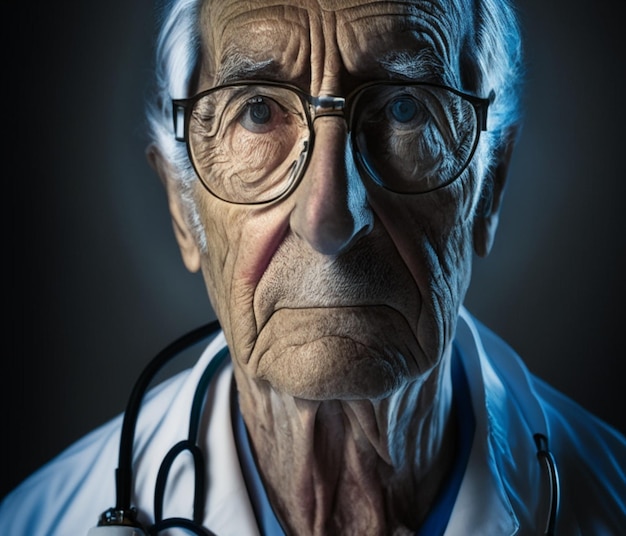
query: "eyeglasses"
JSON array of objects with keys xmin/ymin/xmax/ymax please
[{"xmin": 172, "ymin": 80, "xmax": 492, "ymax": 205}]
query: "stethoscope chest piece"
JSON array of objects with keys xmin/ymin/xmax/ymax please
[
  {"xmin": 87, "ymin": 507, "xmax": 147, "ymax": 535},
  {"xmin": 87, "ymin": 527, "xmax": 146, "ymax": 536}
]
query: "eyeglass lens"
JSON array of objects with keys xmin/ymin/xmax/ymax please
[{"xmin": 186, "ymin": 84, "xmax": 479, "ymax": 203}]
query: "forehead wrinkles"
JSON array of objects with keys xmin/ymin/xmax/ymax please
[
  {"xmin": 199, "ymin": 0, "xmax": 470, "ymax": 86},
  {"xmin": 341, "ymin": 0, "xmax": 468, "ymax": 79},
  {"xmin": 199, "ymin": 2, "xmax": 311, "ymax": 84}
]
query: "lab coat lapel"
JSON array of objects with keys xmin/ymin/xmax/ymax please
[
  {"xmin": 199, "ymin": 336, "xmax": 261, "ymax": 535},
  {"xmin": 445, "ymin": 309, "xmax": 520, "ymax": 535}
]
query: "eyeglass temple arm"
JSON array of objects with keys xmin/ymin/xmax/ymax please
[
  {"xmin": 172, "ymin": 100, "xmax": 187, "ymax": 142},
  {"xmin": 478, "ymin": 90, "xmax": 496, "ymax": 131}
]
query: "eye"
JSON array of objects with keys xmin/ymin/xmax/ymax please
[
  {"xmin": 248, "ymin": 98, "xmax": 271, "ymax": 123},
  {"xmin": 239, "ymin": 96, "xmax": 282, "ymax": 133},
  {"xmin": 388, "ymin": 96, "xmax": 419, "ymax": 123}
]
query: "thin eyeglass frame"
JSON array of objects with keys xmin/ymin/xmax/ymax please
[{"xmin": 172, "ymin": 80, "xmax": 493, "ymax": 205}]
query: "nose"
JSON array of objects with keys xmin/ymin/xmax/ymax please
[{"xmin": 290, "ymin": 116, "xmax": 373, "ymax": 256}]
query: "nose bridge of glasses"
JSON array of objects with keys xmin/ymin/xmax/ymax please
[{"xmin": 310, "ymin": 95, "xmax": 347, "ymax": 122}]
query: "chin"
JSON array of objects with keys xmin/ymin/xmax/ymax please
[
  {"xmin": 242, "ymin": 305, "xmax": 430, "ymax": 400},
  {"xmin": 254, "ymin": 334, "xmax": 420, "ymax": 401}
]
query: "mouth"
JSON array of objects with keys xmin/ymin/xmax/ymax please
[
  {"xmin": 244, "ymin": 305, "xmax": 425, "ymax": 399},
  {"xmin": 251, "ymin": 228, "xmax": 421, "ymax": 331}
]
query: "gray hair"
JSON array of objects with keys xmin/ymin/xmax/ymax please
[
  {"xmin": 145, "ymin": 0, "xmax": 524, "ymax": 245},
  {"xmin": 471, "ymin": 0, "xmax": 525, "ymax": 145},
  {"xmin": 147, "ymin": 0, "xmax": 206, "ymax": 249}
]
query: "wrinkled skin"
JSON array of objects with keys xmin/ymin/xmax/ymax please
[{"xmin": 151, "ymin": 0, "xmax": 510, "ymax": 533}]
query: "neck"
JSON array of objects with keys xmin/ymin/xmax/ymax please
[{"xmin": 234, "ymin": 354, "xmax": 456, "ymax": 536}]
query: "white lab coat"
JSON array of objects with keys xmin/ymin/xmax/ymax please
[{"xmin": 1, "ymin": 307, "xmax": 625, "ymax": 535}]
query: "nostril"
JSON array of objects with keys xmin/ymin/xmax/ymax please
[
  {"xmin": 301, "ymin": 215, "xmax": 359, "ymax": 256},
  {"xmin": 291, "ymin": 194, "xmax": 373, "ymax": 256}
]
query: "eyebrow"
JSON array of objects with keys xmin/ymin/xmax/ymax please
[
  {"xmin": 377, "ymin": 49, "xmax": 447, "ymax": 82},
  {"xmin": 213, "ymin": 46, "xmax": 448, "ymax": 88},
  {"xmin": 215, "ymin": 52, "xmax": 276, "ymax": 85}
]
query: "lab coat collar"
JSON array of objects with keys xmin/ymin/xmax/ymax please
[
  {"xmin": 197, "ymin": 333, "xmax": 262, "ymax": 535},
  {"xmin": 199, "ymin": 320, "xmax": 522, "ymax": 536},
  {"xmin": 198, "ymin": 308, "xmax": 549, "ymax": 535},
  {"xmin": 446, "ymin": 307, "xmax": 548, "ymax": 535}
]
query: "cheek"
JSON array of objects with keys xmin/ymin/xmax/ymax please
[
  {"xmin": 195, "ymin": 194, "xmax": 242, "ymax": 320},
  {"xmin": 195, "ymin": 191, "xmax": 292, "ymax": 357},
  {"xmin": 366, "ymin": 182, "xmax": 476, "ymax": 356},
  {"xmin": 419, "ymin": 222, "xmax": 474, "ymax": 316}
]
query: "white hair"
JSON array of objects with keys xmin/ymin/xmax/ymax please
[{"xmin": 147, "ymin": 0, "xmax": 207, "ymax": 250}]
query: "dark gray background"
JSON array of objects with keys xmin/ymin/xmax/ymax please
[{"xmin": 4, "ymin": 1, "xmax": 625, "ymax": 500}]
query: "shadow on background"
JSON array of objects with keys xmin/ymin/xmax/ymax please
[{"xmin": 5, "ymin": 1, "xmax": 625, "ymax": 499}]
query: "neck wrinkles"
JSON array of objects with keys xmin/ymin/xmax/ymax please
[{"xmin": 233, "ymin": 350, "xmax": 456, "ymax": 535}]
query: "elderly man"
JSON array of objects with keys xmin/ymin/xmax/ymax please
[{"xmin": 2, "ymin": 0, "xmax": 625, "ymax": 534}]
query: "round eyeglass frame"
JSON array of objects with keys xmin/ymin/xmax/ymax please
[{"xmin": 172, "ymin": 80, "xmax": 493, "ymax": 205}]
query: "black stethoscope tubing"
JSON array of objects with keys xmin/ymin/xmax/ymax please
[
  {"xmin": 95, "ymin": 320, "xmax": 560, "ymax": 535},
  {"xmin": 97, "ymin": 320, "xmax": 222, "ymax": 534}
]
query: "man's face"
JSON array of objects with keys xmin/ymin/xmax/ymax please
[{"xmin": 188, "ymin": 0, "xmax": 485, "ymax": 400}]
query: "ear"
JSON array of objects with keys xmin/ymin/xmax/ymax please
[
  {"xmin": 146, "ymin": 144, "xmax": 201, "ymax": 273},
  {"xmin": 472, "ymin": 129, "xmax": 517, "ymax": 257}
]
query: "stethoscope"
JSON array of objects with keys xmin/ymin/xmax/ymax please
[{"xmin": 87, "ymin": 320, "xmax": 561, "ymax": 535}]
